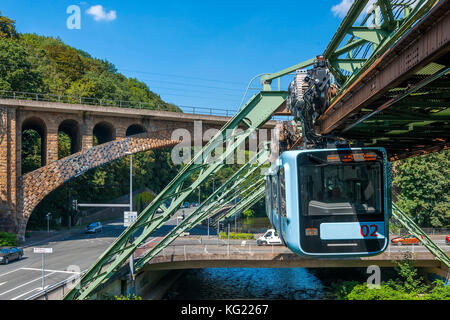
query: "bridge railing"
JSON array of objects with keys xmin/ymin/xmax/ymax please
[{"xmin": 0, "ymin": 90, "xmax": 238, "ymax": 117}]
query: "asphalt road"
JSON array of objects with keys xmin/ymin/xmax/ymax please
[
  {"xmin": 0, "ymin": 207, "xmax": 197, "ymax": 300},
  {"xmin": 0, "ymin": 209, "xmax": 448, "ymax": 300}
]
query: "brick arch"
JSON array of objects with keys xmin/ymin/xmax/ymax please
[
  {"xmin": 93, "ymin": 121, "xmax": 116, "ymax": 145},
  {"xmin": 21, "ymin": 116, "xmax": 48, "ymax": 168},
  {"xmin": 58, "ymin": 118, "xmax": 81, "ymax": 156},
  {"xmin": 126, "ymin": 123, "xmax": 147, "ymax": 136},
  {"xmin": 17, "ymin": 134, "xmax": 179, "ymax": 238}
]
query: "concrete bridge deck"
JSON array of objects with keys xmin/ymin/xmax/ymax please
[{"xmin": 140, "ymin": 238, "xmax": 449, "ymax": 270}]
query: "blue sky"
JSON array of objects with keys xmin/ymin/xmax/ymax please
[{"xmin": 1, "ymin": 1, "xmax": 349, "ymax": 110}]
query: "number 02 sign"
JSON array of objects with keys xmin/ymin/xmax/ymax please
[{"xmin": 360, "ymin": 224, "xmax": 383, "ymax": 239}]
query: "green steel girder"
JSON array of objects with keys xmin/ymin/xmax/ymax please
[
  {"xmin": 324, "ymin": 0, "xmax": 370, "ymax": 58},
  {"xmin": 331, "ymin": 59, "xmax": 367, "ymax": 73},
  {"xmin": 331, "ymin": 0, "xmax": 437, "ymax": 90},
  {"xmin": 347, "ymin": 27, "xmax": 388, "ymax": 45},
  {"xmin": 64, "ymin": 91, "xmax": 287, "ymax": 300},
  {"xmin": 219, "ymin": 181, "xmax": 265, "ymax": 222},
  {"xmin": 210, "ymin": 175, "xmax": 266, "ymax": 226},
  {"xmin": 392, "ymin": 202, "xmax": 450, "ymax": 268},
  {"xmin": 133, "ymin": 147, "xmax": 271, "ymax": 270},
  {"xmin": 260, "ymin": 0, "xmax": 437, "ymax": 92}
]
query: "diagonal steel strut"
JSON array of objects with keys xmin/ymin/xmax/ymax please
[
  {"xmin": 133, "ymin": 146, "xmax": 271, "ymax": 270},
  {"xmin": 64, "ymin": 91, "xmax": 287, "ymax": 300}
]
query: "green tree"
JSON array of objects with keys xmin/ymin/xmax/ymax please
[
  {"xmin": 135, "ymin": 191, "xmax": 156, "ymax": 213},
  {"xmin": 21, "ymin": 129, "xmax": 42, "ymax": 174},
  {"xmin": 0, "ymin": 11, "xmax": 19, "ymax": 39},
  {"xmin": 393, "ymin": 150, "xmax": 450, "ymax": 227},
  {"xmin": 0, "ymin": 38, "xmax": 43, "ymax": 92}
]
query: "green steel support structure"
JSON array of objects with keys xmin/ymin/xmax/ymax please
[
  {"xmin": 392, "ymin": 203, "xmax": 450, "ymax": 269},
  {"xmin": 64, "ymin": 92, "xmax": 287, "ymax": 299},
  {"xmin": 260, "ymin": 0, "xmax": 438, "ymax": 91},
  {"xmin": 64, "ymin": 0, "xmax": 448, "ymax": 299},
  {"xmin": 133, "ymin": 147, "xmax": 270, "ymax": 270}
]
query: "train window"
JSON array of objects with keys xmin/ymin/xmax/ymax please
[
  {"xmin": 279, "ymin": 167, "xmax": 287, "ymax": 217},
  {"xmin": 299, "ymin": 154, "xmax": 382, "ymax": 216},
  {"xmin": 265, "ymin": 176, "xmax": 272, "ymax": 218},
  {"xmin": 272, "ymin": 173, "xmax": 278, "ymax": 217}
]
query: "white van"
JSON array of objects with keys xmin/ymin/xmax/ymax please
[{"xmin": 256, "ymin": 229, "xmax": 282, "ymax": 246}]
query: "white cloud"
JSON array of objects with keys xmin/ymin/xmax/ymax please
[
  {"xmin": 86, "ymin": 5, "xmax": 116, "ymax": 22},
  {"xmin": 331, "ymin": 0, "xmax": 380, "ymax": 20},
  {"xmin": 331, "ymin": 0, "xmax": 354, "ymax": 18}
]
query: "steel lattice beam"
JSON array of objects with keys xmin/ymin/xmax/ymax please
[
  {"xmin": 392, "ymin": 202, "xmax": 450, "ymax": 268},
  {"xmin": 133, "ymin": 147, "xmax": 271, "ymax": 270},
  {"xmin": 64, "ymin": 91, "xmax": 287, "ymax": 300}
]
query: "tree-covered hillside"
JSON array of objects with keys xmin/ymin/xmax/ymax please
[
  {"xmin": 0, "ymin": 11, "xmax": 178, "ymax": 111},
  {"xmin": 0, "ymin": 12, "xmax": 183, "ymax": 230}
]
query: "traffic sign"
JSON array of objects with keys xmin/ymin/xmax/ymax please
[
  {"xmin": 124, "ymin": 211, "xmax": 138, "ymax": 227},
  {"xmin": 33, "ymin": 248, "xmax": 53, "ymax": 254}
]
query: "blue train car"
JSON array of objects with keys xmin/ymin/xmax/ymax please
[{"xmin": 265, "ymin": 147, "xmax": 391, "ymax": 257}]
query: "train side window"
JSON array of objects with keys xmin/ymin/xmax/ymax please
[
  {"xmin": 279, "ymin": 167, "xmax": 287, "ymax": 218},
  {"xmin": 272, "ymin": 173, "xmax": 278, "ymax": 217},
  {"xmin": 265, "ymin": 176, "xmax": 272, "ymax": 217}
]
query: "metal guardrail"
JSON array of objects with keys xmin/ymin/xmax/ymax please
[
  {"xmin": 0, "ymin": 90, "xmax": 292, "ymax": 120},
  {"xmin": 394, "ymin": 228, "xmax": 450, "ymax": 236},
  {"xmin": 0, "ymin": 90, "xmax": 237, "ymax": 117}
]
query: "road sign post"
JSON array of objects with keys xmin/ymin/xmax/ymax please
[{"xmin": 33, "ymin": 248, "xmax": 53, "ymax": 290}]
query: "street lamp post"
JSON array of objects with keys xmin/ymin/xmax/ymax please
[
  {"xmin": 126, "ymin": 152, "xmax": 135, "ymax": 295},
  {"xmin": 46, "ymin": 213, "xmax": 51, "ymax": 234}
]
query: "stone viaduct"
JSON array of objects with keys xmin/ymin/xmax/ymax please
[{"xmin": 0, "ymin": 98, "xmax": 276, "ymax": 239}]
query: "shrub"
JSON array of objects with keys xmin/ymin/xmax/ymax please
[
  {"xmin": 242, "ymin": 209, "xmax": 254, "ymax": 219},
  {"xmin": 0, "ymin": 232, "xmax": 17, "ymax": 246},
  {"xmin": 219, "ymin": 232, "xmax": 254, "ymax": 240}
]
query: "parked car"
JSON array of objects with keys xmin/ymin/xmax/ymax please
[
  {"xmin": 0, "ymin": 247, "xmax": 23, "ymax": 264},
  {"xmin": 257, "ymin": 229, "xmax": 282, "ymax": 246},
  {"xmin": 391, "ymin": 234, "xmax": 420, "ymax": 246},
  {"xmin": 181, "ymin": 202, "xmax": 190, "ymax": 209},
  {"xmin": 446, "ymin": 235, "xmax": 450, "ymax": 245},
  {"xmin": 85, "ymin": 222, "xmax": 102, "ymax": 234}
]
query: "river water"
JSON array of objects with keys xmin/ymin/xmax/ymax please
[
  {"xmin": 164, "ymin": 268, "xmax": 333, "ymax": 300},
  {"xmin": 163, "ymin": 217, "xmax": 369, "ymax": 300}
]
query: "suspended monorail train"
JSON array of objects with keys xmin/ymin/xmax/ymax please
[{"xmin": 265, "ymin": 147, "xmax": 391, "ymax": 257}]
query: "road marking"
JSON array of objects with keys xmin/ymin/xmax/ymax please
[
  {"xmin": 0, "ymin": 272, "xmax": 56, "ymax": 296},
  {"xmin": 0, "ymin": 282, "xmax": 6, "ymax": 287},
  {"xmin": 21, "ymin": 268, "xmax": 80, "ymax": 274},
  {"xmin": 11, "ymin": 287, "xmax": 42, "ymax": 300},
  {"xmin": 0, "ymin": 268, "xmax": 22, "ymax": 278}
]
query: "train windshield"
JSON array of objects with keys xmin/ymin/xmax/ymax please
[{"xmin": 298, "ymin": 150, "xmax": 383, "ymax": 216}]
